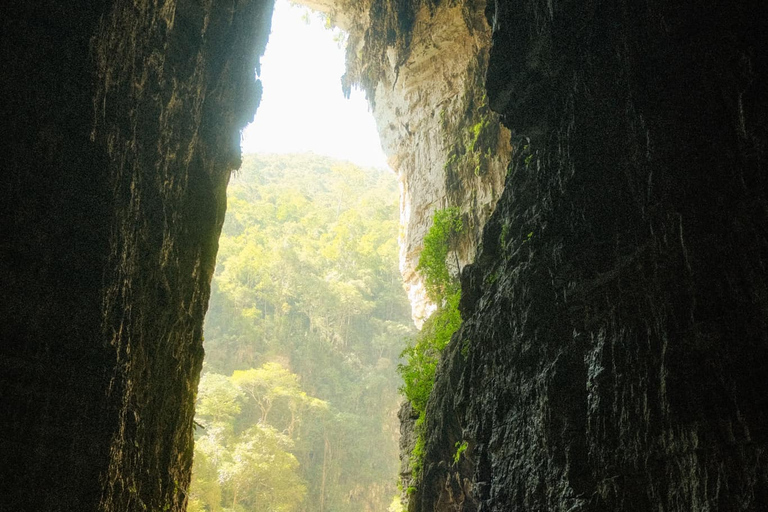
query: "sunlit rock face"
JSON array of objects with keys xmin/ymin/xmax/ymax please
[
  {"xmin": 0, "ymin": 1, "xmax": 274, "ymax": 510},
  {"xmin": 365, "ymin": 2, "xmax": 511, "ymax": 327},
  {"xmin": 409, "ymin": 2, "xmax": 768, "ymax": 511},
  {"xmin": 301, "ymin": 0, "xmax": 511, "ymax": 326}
]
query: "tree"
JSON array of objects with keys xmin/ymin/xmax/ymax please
[
  {"xmin": 232, "ymin": 362, "xmax": 328, "ymax": 436},
  {"xmin": 196, "ymin": 372, "xmax": 244, "ymax": 424},
  {"xmin": 195, "ymin": 154, "xmax": 415, "ymax": 511},
  {"xmin": 219, "ymin": 425, "xmax": 307, "ymax": 511},
  {"xmin": 188, "ymin": 444, "xmax": 223, "ymax": 512}
]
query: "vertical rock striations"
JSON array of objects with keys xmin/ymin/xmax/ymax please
[
  {"xmin": 92, "ymin": 1, "xmax": 274, "ymax": 510},
  {"xmin": 301, "ymin": 0, "xmax": 512, "ymax": 325},
  {"xmin": 413, "ymin": 1, "xmax": 768, "ymax": 511},
  {"xmin": 3, "ymin": 0, "xmax": 767, "ymax": 511},
  {"xmin": 1, "ymin": 0, "xmax": 274, "ymax": 510}
]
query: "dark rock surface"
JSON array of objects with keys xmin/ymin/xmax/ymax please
[
  {"xmin": 0, "ymin": 1, "xmax": 274, "ymax": 510},
  {"xmin": 2, "ymin": 0, "xmax": 768, "ymax": 510},
  {"xmin": 412, "ymin": 1, "xmax": 768, "ymax": 510},
  {"xmin": 398, "ymin": 401, "xmax": 420, "ymax": 502}
]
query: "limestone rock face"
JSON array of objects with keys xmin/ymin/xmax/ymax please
[
  {"xmin": 365, "ymin": 1, "xmax": 510, "ymax": 326},
  {"xmin": 411, "ymin": 1, "xmax": 768, "ymax": 511},
  {"xmin": 0, "ymin": 1, "xmax": 274, "ymax": 510},
  {"xmin": 4, "ymin": 0, "xmax": 768, "ymax": 511},
  {"xmin": 301, "ymin": 0, "xmax": 511, "ymax": 326}
]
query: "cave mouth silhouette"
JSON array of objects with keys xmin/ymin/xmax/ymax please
[{"xmin": 188, "ymin": 3, "xmax": 408, "ymax": 510}]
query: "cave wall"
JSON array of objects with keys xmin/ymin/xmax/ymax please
[
  {"xmin": 3, "ymin": 0, "xmax": 768, "ymax": 510},
  {"xmin": 412, "ymin": 1, "xmax": 768, "ymax": 511},
  {"xmin": 0, "ymin": 1, "xmax": 274, "ymax": 510},
  {"xmin": 301, "ymin": 0, "xmax": 511, "ymax": 325}
]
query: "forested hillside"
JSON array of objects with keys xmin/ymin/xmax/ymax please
[{"xmin": 189, "ymin": 154, "xmax": 414, "ymax": 512}]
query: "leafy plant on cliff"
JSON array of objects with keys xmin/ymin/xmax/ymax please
[
  {"xmin": 453, "ymin": 440, "xmax": 468, "ymax": 465},
  {"xmin": 469, "ymin": 117, "xmax": 491, "ymax": 153},
  {"xmin": 415, "ymin": 207, "xmax": 463, "ymax": 302},
  {"xmin": 398, "ymin": 207, "xmax": 464, "ymax": 478},
  {"xmin": 399, "ymin": 291, "xmax": 461, "ymax": 414}
]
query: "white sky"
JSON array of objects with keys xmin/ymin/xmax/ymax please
[{"xmin": 241, "ymin": 0, "xmax": 389, "ymax": 170}]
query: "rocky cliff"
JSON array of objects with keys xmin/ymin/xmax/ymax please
[
  {"xmin": 411, "ymin": 1, "xmax": 768, "ymax": 511},
  {"xmin": 2, "ymin": 0, "xmax": 768, "ymax": 511},
  {"xmin": 301, "ymin": 0, "xmax": 511, "ymax": 325},
  {"xmin": 1, "ymin": 1, "xmax": 274, "ymax": 510}
]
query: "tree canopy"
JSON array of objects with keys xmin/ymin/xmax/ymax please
[{"xmin": 189, "ymin": 154, "xmax": 414, "ymax": 512}]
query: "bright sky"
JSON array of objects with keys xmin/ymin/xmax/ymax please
[{"xmin": 241, "ymin": 0, "xmax": 389, "ymax": 170}]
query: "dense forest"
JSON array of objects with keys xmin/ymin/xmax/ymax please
[{"xmin": 189, "ymin": 154, "xmax": 415, "ymax": 512}]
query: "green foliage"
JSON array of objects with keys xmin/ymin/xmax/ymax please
[
  {"xmin": 440, "ymin": 87, "xmax": 501, "ymax": 193},
  {"xmin": 500, "ymin": 222, "xmax": 510, "ymax": 247},
  {"xmin": 401, "ymin": 206, "xmax": 464, "ymax": 413},
  {"xmin": 188, "ymin": 448, "xmax": 221, "ymax": 512},
  {"xmin": 453, "ymin": 440, "xmax": 468, "ymax": 465},
  {"xmin": 410, "ymin": 425, "xmax": 426, "ymax": 478},
  {"xmin": 398, "ymin": 291, "xmax": 461, "ymax": 414},
  {"xmin": 222, "ymin": 425, "xmax": 307, "ymax": 511},
  {"xmin": 231, "ymin": 362, "xmax": 327, "ymax": 432},
  {"xmin": 195, "ymin": 154, "xmax": 414, "ymax": 512},
  {"xmin": 467, "ymin": 111, "xmax": 497, "ymax": 179},
  {"xmin": 191, "ymin": 370, "xmax": 312, "ymax": 512},
  {"xmin": 190, "ymin": 366, "xmax": 325, "ymax": 511},
  {"xmin": 399, "ymin": 292, "xmax": 462, "ymax": 480},
  {"xmin": 196, "ymin": 373, "xmax": 244, "ymax": 423},
  {"xmin": 399, "ymin": 208, "xmax": 464, "ymax": 482},
  {"xmin": 460, "ymin": 339, "xmax": 470, "ymax": 359},
  {"xmin": 469, "ymin": 118, "xmax": 491, "ymax": 153},
  {"xmin": 415, "ymin": 207, "xmax": 463, "ymax": 303},
  {"xmin": 524, "ymin": 153, "xmax": 534, "ymax": 167}
]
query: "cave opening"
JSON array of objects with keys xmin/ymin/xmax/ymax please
[
  {"xmin": 188, "ymin": 2, "xmax": 413, "ymax": 511},
  {"xmin": 4, "ymin": 0, "xmax": 766, "ymax": 510}
]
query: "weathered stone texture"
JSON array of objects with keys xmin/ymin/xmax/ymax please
[
  {"xmin": 3, "ymin": 0, "xmax": 768, "ymax": 511},
  {"xmin": 412, "ymin": 1, "xmax": 768, "ymax": 511},
  {"xmin": 1, "ymin": 1, "xmax": 274, "ymax": 510},
  {"xmin": 301, "ymin": 0, "xmax": 511, "ymax": 325}
]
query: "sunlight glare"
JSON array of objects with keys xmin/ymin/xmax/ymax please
[{"xmin": 241, "ymin": 0, "xmax": 389, "ymax": 170}]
